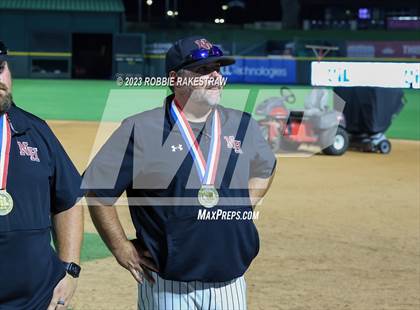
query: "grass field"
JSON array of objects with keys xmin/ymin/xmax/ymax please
[
  {"xmin": 12, "ymin": 79, "xmax": 420, "ymax": 140},
  {"xmin": 80, "ymin": 233, "xmax": 111, "ymax": 262},
  {"xmin": 11, "ymin": 79, "xmax": 420, "ymax": 265}
]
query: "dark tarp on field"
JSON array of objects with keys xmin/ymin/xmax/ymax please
[{"xmin": 334, "ymin": 87, "xmax": 405, "ymax": 134}]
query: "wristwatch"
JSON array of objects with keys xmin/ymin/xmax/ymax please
[{"xmin": 62, "ymin": 262, "xmax": 81, "ymax": 278}]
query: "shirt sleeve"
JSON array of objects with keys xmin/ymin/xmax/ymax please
[
  {"xmin": 249, "ymin": 117, "xmax": 277, "ymax": 179},
  {"xmin": 47, "ymin": 126, "xmax": 83, "ymax": 214},
  {"xmin": 82, "ymin": 118, "xmax": 136, "ymax": 205}
]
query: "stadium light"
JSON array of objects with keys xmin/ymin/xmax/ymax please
[
  {"xmin": 174, "ymin": 11, "xmax": 179, "ymax": 16},
  {"xmin": 167, "ymin": 10, "xmax": 174, "ymax": 16},
  {"xmin": 220, "ymin": 18, "xmax": 225, "ymax": 23},
  {"xmin": 215, "ymin": 18, "xmax": 220, "ymax": 23},
  {"xmin": 222, "ymin": 5, "xmax": 228, "ymax": 10},
  {"xmin": 146, "ymin": 0, "xmax": 153, "ymax": 5}
]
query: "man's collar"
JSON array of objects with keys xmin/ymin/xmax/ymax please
[{"xmin": 6, "ymin": 103, "xmax": 31, "ymax": 135}]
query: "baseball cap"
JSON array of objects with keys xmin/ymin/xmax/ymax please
[
  {"xmin": 0, "ymin": 41, "xmax": 8, "ymax": 61},
  {"xmin": 165, "ymin": 36, "xmax": 235, "ymax": 75}
]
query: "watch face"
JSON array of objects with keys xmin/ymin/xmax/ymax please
[{"xmin": 67, "ymin": 263, "xmax": 81, "ymax": 277}]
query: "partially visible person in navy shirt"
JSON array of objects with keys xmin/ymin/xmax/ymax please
[
  {"xmin": 84, "ymin": 36, "xmax": 276, "ymax": 309},
  {"xmin": 0, "ymin": 41, "xmax": 83, "ymax": 310}
]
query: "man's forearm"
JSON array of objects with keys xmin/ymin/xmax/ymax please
[
  {"xmin": 86, "ymin": 193, "xmax": 128, "ymax": 254},
  {"xmin": 248, "ymin": 172, "xmax": 276, "ymax": 208},
  {"xmin": 52, "ymin": 204, "xmax": 83, "ymax": 264}
]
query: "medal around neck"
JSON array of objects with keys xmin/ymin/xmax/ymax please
[
  {"xmin": 170, "ymin": 101, "xmax": 221, "ymax": 208},
  {"xmin": 198, "ymin": 185, "xmax": 219, "ymax": 208},
  {"xmin": 0, "ymin": 114, "xmax": 12, "ymax": 216},
  {"xmin": 0, "ymin": 190, "xmax": 13, "ymax": 216}
]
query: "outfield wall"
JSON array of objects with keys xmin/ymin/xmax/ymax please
[{"xmin": 12, "ymin": 80, "xmax": 420, "ymax": 141}]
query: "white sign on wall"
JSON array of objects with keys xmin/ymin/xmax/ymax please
[{"xmin": 311, "ymin": 61, "xmax": 420, "ymax": 89}]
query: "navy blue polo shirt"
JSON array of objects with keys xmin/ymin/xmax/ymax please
[
  {"xmin": 84, "ymin": 95, "xmax": 276, "ymax": 282},
  {"xmin": 0, "ymin": 104, "xmax": 82, "ymax": 309}
]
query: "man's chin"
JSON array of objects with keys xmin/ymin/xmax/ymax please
[
  {"xmin": 204, "ymin": 99, "xmax": 220, "ymax": 106},
  {"xmin": 198, "ymin": 95, "xmax": 220, "ymax": 107},
  {"xmin": 203, "ymin": 89, "xmax": 221, "ymax": 105}
]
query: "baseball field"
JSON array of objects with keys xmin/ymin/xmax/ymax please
[{"xmin": 13, "ymin": 80, "xmax": 420, "ymax": 310}]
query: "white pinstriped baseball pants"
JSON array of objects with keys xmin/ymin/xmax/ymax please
[{"xmin": 138, "ymin": 272, "xmax": 247, "ymax": 310}]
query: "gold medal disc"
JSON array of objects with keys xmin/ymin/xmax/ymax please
[
  {"xmin": 198, "ymin": 185, "xmax": 219, "ymax": 208},
  {"xmin": 0, "ymin": 190, "xmax": 13, "ymax": 216}
]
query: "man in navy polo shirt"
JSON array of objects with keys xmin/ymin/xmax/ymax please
[
  {"xmin": 0, "ymin": 41, "xmax": 83, "ymax": 310},
  {"xmin": 84, "ymin": 36, "xmax": 276, "ymax": 309}
]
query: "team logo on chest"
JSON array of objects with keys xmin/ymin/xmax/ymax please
[
  {"xmin": 224, "ymin": 136, "xmax": 243, "ymax": 154},
  {"xmin": 17, "ymin": 141, "xmax": 40, "ymax": 162}
]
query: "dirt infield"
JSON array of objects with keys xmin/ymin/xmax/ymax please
[{"xmin": 49, "ymin": 120, "xmax": 420, "ymax": 310}]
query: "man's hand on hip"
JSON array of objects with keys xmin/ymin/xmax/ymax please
[{"xmin": 114, "ymin": 239, "xmax": 158, "ymax": 284}]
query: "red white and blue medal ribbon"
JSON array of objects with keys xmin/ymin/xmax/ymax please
[
  {"xmin": 0, "ymin": 113, "xmax": 11, "ymax": 189},
  {"xmin": 0, "ymin": 113, "xmax": 13, "ymax": 216},
  {"xmin": 170, "ymin": 101, "xmax": 221, "ymax": 208}
]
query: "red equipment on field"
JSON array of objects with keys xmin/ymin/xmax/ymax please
[{"xmin": 257, "ymin": 87, "xmax": 348, "ymax": 155}]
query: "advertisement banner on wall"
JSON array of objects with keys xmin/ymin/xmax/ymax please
[
  {"xmin": 311, "ymin": 61, "xmax": 420, "ymax": 89},
  {"xmin": 347, "ymin": 41, "xmax": 420, "ymax": 58},
  {"xmin": 221, "ymin": 58, "xmax": 296, "ymax": 84},
  {"xmin": 387, "ymin": 18, "xmax": 420, "ymax": 30}
]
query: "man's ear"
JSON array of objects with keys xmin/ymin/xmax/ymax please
[
  {"xmin": 1, "ymin": 61, "xmax": 13, "ymax": 92},
  {"xmin": 168, "ymin": 71, "xmax": 177, "ymax": 91}
]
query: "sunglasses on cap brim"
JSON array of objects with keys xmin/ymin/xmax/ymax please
[{"xmin": 186, "ymin": 46, "xmax": 224, "ymax": 62}]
